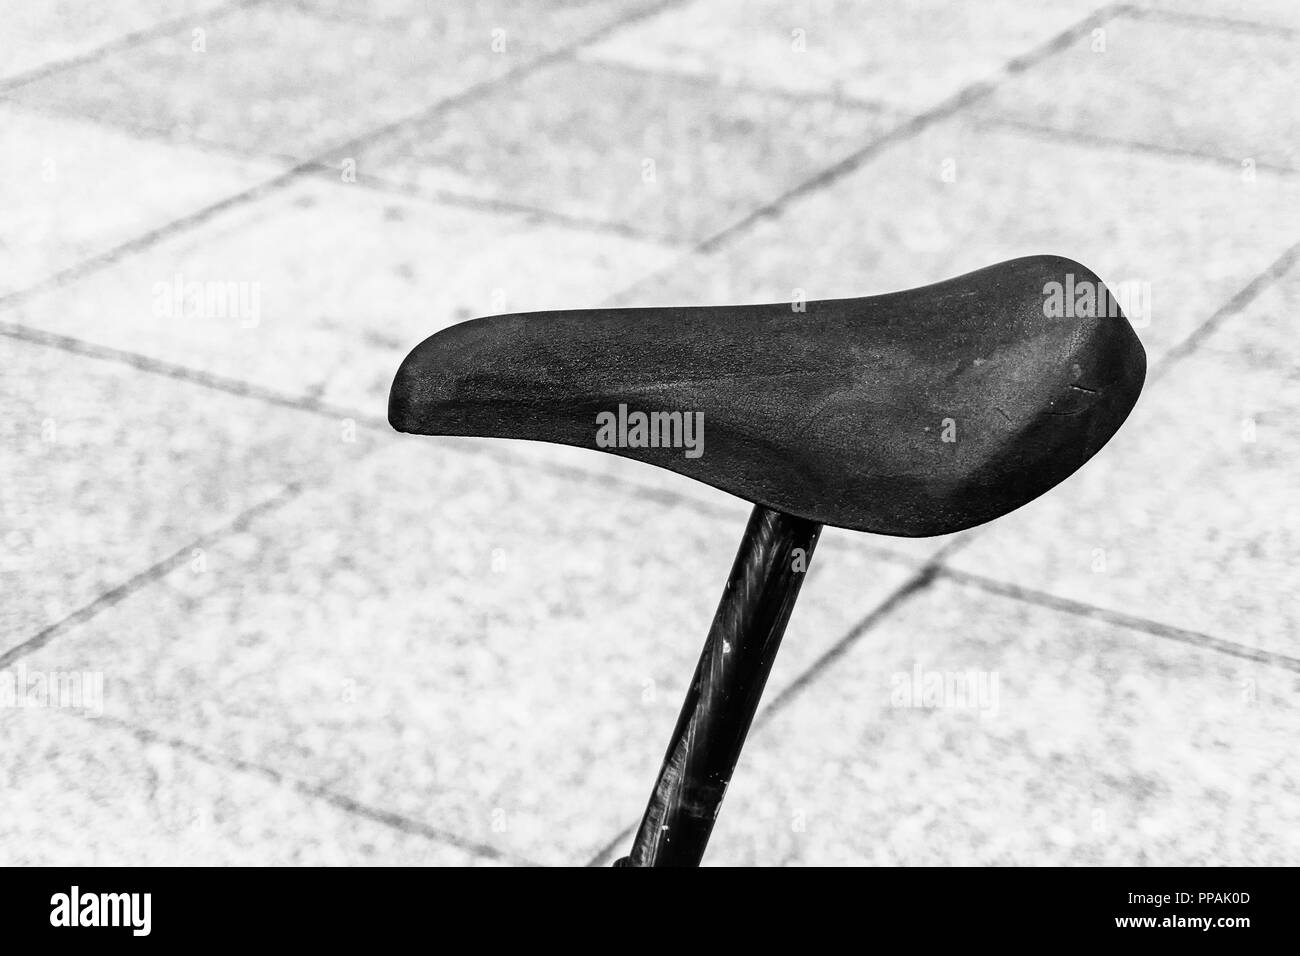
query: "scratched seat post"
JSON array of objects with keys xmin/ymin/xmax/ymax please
[{"xmin": 617, "ymin": 505, "xmax": 821, "ymax": 867}]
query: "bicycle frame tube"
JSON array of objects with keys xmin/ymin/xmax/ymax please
[{"xmin": 617, "ymin": 504, "xmax": 822, "ymax": 866}]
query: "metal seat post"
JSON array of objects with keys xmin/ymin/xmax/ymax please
[{"xmin": 617, "ymin": 504, "xmax": 822, "ymax": 866}]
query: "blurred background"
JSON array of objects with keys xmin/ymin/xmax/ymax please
[{"xmin": 1, "ymin": 0, "xmax": 1296, "ymax": 866}]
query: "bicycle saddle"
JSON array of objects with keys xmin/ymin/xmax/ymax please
[{"xmin": 390, "ymin": 255, "xmax": 1145, "ymax": 536}]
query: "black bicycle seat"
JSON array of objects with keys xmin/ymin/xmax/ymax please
[{"xmin": 390, "ymin": 255, "xmax": 1145, "ymax": 536}]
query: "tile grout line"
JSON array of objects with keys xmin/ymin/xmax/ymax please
[
  {"xmin": 531, "ymin": 0, "xmax": 1300, "ymax": 862},
  {"xmin": 583, "ymin": 1, "xmax": 1138, "ymax": 866},
  {"xmin": 0, "ymin": 335, "xmax": 784, "ymax": 666},
  {"xmin": 582, "ymin": 537, "xmax": 968, "ymax": 866},
  {"xmin": 0, "ymin": 96, "xmax": 311, "ymax": 167},
  {"xmin": 269, "ymin": 0, "xmax": 693, "ymax": 168},
  {"xmin": 584, "ymin": 0, "xmax": 1300, "ymax": 862},
  {"xmin": 0, "ymin": 0, "xmax": 260, "ymax": 94},
  {"xmin": 587, "ymin": 537, "xmax": 1300, "ymax": 866},
  {"xmin": 0, "ymin": 0, "xmax": 724, "ymax": 524},
  {"xmin": 1150, "ymin": 236, "xmax": 1300, "ymax": 381},
  {"xmin": 571, "ymin": 49, "xmax": 897, "ymax": 114},
  {"xmin": 725, "ymin": 233, "xmax": 1300, "ymax": 725},
  {"xmin": 978, "ymin": 115, "xmax": 1299, "ymax": 177},
  {"xmin": 2, "ymin": 0, "xmax": 706, "ymax": 869},
  {"xmin": 0, "ymin": 315, "xmax": 933, "ymax": 569},
  {"xmin": 1, "ymin": 0, "xmax": 1114, "ymax": 551},
  {"xmin": 0, "ymin": 0, "xmax": 1284, "ymax": 411},
  {"xmin": 0, "ymin": 315, "xmax": 812, "ymax": 552},
  {"xmin": 0, "ymin": 0, "xmax": 1224, "ymax": 523},
  {"xmin": 890, "ymin": 245, "xmax": 1300, "ymax": 679},
  {"xmin": 0, "ymin": 318, "xmax": 393, "ymax": 426},
  {"xmin": 10, "ymin": 0, "xmax": 1293, "ymax": 864},
  {"xmin": 344, "ymin": 168, "xmax": 685, "ymax": 245},
  {"xmin": 602, "ymin": 0, "xmax": 1130, "ymax": 310},
  {"xmin": 691, "ymin": 1, "xmax": 1130, "ymax": 255},
  {"xmin": 0, "ymin": 483, "xmax": 301, "ymax": 670},
  {"xmin": 1123, "ymin": 3, "xmax": 1300, "ymax": 40},
  {"xmin": 10, "ymin": 64, "xmax": 1290, "ymax": 257},
  {"xmin": 2, "ymin": 0, "xmax": 1120, "ymax": 317},
  {"xmin": 673, "ymin": 26, "xmax": 1300, "ymax": 699},
  {"xmin": 426, "ymin": 0, "xmax": 1295, "ymax": 863},
  {"xmin": 0, "ymin": 168, "xmax": 310, "ymax": 313},
  {"xmin": 938, "ymin": 566, "xmax": 1300, "ymax": 673},
  {"xmin": 87, "ymin": 713, "xmax": 541, "ymax": 866},
  {"xmin": 1, "ymin": 458, "xmax": 544, "ymax": 864},
  {"xmin": 0, "ymin": 0, "xmax": 691, "ymax": 314},
  {"xmin": 0, "ymin": 95, "xmax": 682, "ymax": 243},
  {"xmin": 757, "ymin": 554, "xmax": 953, "ymax": 722},
  {"xmin": 587, "ymin": 455, "xmax": 1300, "ymax": 865}
]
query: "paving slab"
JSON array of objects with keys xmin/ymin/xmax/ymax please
[
  {"xmin": 0, "ymin": 709, "xmax": 482, "ymax": 865},
  {"xmin": 947, "ymin": 268, "xmax": 1300, "ymax": 657},
  {"xmin": 703, "ymin": 578, "xmax": 1300, "ymax": 865},
  {"xmin": 4, "ymin": 2, "xmax": 658, "ymax": 161},
  {"xmin": 1196, "ymin": 258, "xmax": 1300, "ymax": 377},
  {"xmin": 0, "ymin": 172, "xmax": 719, "ymax": 520},
  {"xmin": 356, "ymin": 58, "xmax": 897, "ymax": 243},
  {"xmin": 3, "ymin": 0, "xmax": 1294, "ymax": 871},
  {"xmin": 0, "ymin": 335, "xmax": 373, "ymax": 652},
  {"xmin": 0, "ymin": 0, "xmax": 229, "ymax": 84},
  {"xmin": 584, "ymin": 0, "xmax": 1107, "ymax": 112},
  {"xmin": 609, "ymin": 115, "xmax": 1300, "ymax": 369},
  {"xmin": 0, "ymin": 103, "xmax": 281, "ymax": 297},
  {"xmin": 977, "ymin": 14, "xmax": 1300, "ymax": 170},
  {"xmin": 602, "ymin": 115, "xmax": 1300, "ymax": 565},
  {"xmin": 16, "ymin": 434, "xmax": 918, "ymax": 865},
  {"xmin": 5, "ymin": 176, "xmax": 679, "ymax": 418}
]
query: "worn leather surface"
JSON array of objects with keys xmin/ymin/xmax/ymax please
[{"xmin": 390, "ymin": 255, "xmax": 1146, "ymax": 536}]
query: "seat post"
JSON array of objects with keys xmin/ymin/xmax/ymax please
[{"xmin": 617, "ymin": 504, "xmax": 822, "ymax": 867}]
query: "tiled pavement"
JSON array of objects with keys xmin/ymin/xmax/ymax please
[{"xmin": 1, "ymin": 0, "xmax": 1296, "ymax": 866}]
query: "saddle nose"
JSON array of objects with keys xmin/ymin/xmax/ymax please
[{"xmin": 390, "ymin": 255, "xmax": 1146, "ymax": 536}]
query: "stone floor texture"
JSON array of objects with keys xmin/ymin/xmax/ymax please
[{"xmin": 1, "ymin": 0, "xmax": 1296, "ymax": 865}]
